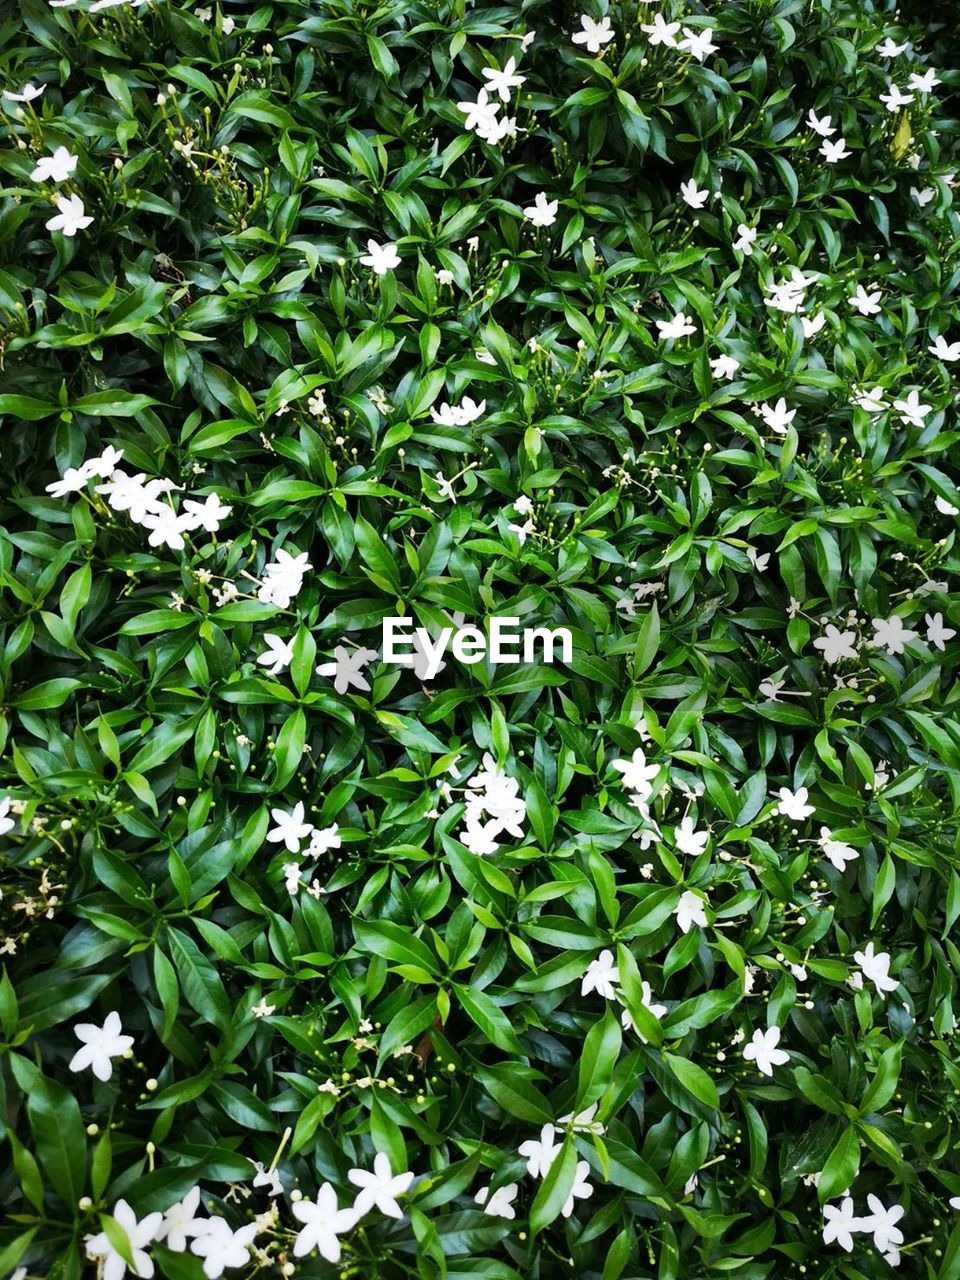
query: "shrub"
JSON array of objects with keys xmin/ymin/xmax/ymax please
[{"xmin": 1, "ymin": 0, "xmax": 959, "ymax": 1277}]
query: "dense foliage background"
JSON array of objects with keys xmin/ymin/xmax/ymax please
[{"xmin": 2, "ymin": 0, "xmax": 960, "ymax": 1276}]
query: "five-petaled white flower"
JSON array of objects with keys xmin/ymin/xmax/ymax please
[
  {"xmin": 292, "ymin": 1184, "xmax": 358, "ymax": 1261},
  {"xmin": 349, "ymin": 1152, "xmax": 415, "ymax": 1220},
  {"xmin": 854, "ymin": 941, "xmax": 899, "ymax": 995},
  {"xmin": 907, "ymin": 68, "xmax": 939, "ymax": 94},
  {"xmin": 31, "ymin": 146, "xmax": 78, "ymax": 183},
  {"xmin": 861, "ymin": 1195, "xmax": 905, "ymax": 1255},
  {"xmin": 641, "ymin": 13, "xmax": 680, "ymax": 47},
  {"xmin": 879, "ymin": 84, "xmax": 914, "ymax": 112},
  {"xmin": 742, "ymin": 1026, "xmax": 790, "ymax": 1076},
  {"xmin": 582, "ymin": 949, "xmax": 619, "ymax": 999},
  {"xmin": 612, "ymin": 747, "xmax": 659, "ymax": 797},
  {"xmin": 266, "ymin": 801, "xmax": 313, "ymax": 853},
  {"xmin": 523, "ymin": 192, "xmax": 559, "ymax": 227},
  {"xmin": 481, "ymin": 57, "xmax": 525, "ymax": 102},
  {"xmin": 822, "ymin": 1197, "xmax": 863, "ymax": 1251},
  {"xmin": 46, "ymin": 193, "xmax": 93, "ymax": 236},
  {"xmin": 518, "ymin": 1123, "xmax": 560, "ymax": 1177},
  {"xmin": 871, "ymin": 615, "xmax": 918, "ymax": 656},
  {"xmin": 821, "ymin": 137, "xmax": 851, "ymax": 163},
  {"xmin": 316, "ymin": 645, "xmax": 377, "ymax": 694},
  {"xmin": 807, "ymin": 108, "xmax": 836, "ymax": 137},
  {"xmin": 572, "ymin": 15, "xmax": 615, "ymax": 54},
  {"xmin": 157, "ymin": 1187, "xmax": 208, "ymax": 1252},
  {"xmin": 656, "ymin": 312, "xmax": 696, "ymax": 340},
  {"xmin": 191, "ymin": 1219, "xmax": 258, "ymax": 1279},
  {"xmin": 474, "ymin": 1183, "xmax": 519, "ymax": 1218},
  {"xmin": 929, "ymin": 335, "xmax": 960, "ymax": 361},
  {"xmin": 458, "ymin": 88, "xmax": 500, "ymax": 135},
  {"xmin": 710, "ymin": 354, "xmax": 740, "ymax": 379},
  {"xmin": 925, "ymin": 612, "xmax": 956, "ymax": 651},
  {"xmin": 675, "ymin": 815, "xmax": 708, "ymax": 857},
  {"xmin": 257, "ymin": 633, "xmax": 294, "ymax": 676},
  {"xmin": 759, "ymin": 398, "xmax": 796, "ymax": 435},
  {"xmin": 876, "ymin": 39, "xmax": 908, "ymax": 58},
  {"xmin": 733, "ymin": 223, "xmax": 756, "ymax": 254},
  {"xmin": 85, "ymin": 1200, "xmax": 162, "ymax": 1280},
  {"xmin": 680, "ymin": 179, "xmax": 709, "ymax": 209},
  {"xmin": 777, "ymin": 786, "xmax": 814, "ymax": 821},
  {"xmin": 813, "ymin": 624, "xmax": 858, "ymax": 664},
  {"xmin": 678, "ymin": 26, "xmax": 717, "ymax": 61},
  {"xmin": 360, "ymin": 239, "xmax": 400, "ymax": 275},
  {"xmin": 850, "ymin": 284, "xmax": 882, "ymax": 315},
  {"xmin": 818, "ymin": 826, "xmax": 859, "ymax": 871},
  {"xmin": 675, "ymin": 889, "xmax": 708, "ymax": 934},
  {"xmin": 893, "ymin": 388, "xmax": 932, "ymax": 427},
  {"xmin": 69, "ymin": 1010, "xmax": 134, "ymax": 1082}
]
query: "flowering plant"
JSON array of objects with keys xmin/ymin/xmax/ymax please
[{"xmin": 1, "ymin": 0, "xmax": 959, "ymax": 1277}]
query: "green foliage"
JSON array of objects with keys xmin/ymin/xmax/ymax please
[{"xmin": 1, "ymin": 0, "xmax": 960, "ymax": 1276}]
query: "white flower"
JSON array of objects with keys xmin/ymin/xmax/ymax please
[
  {"xmin": 818, "ymin": 826, "xmax": 859, "ymax": 871},
  {"xmin": 307, "ymin": 824, "xmax": 341, "ymax": 857},
  {"xmin": 571, "ymin": 14, "xmax": 615, "ymax": 54},
  {"xmin": 258, "ymin": 548, "xmax": 312, "ymax": 608},
  {"xmin": 813, "ymin": 624, "xmax": 858, "ymax": 664},
  {"xmin": 611, "ymin": 747, "xmax": 659, "ymax": 797},
  {"xmin": 46, "ymin": 466, "xmax": 95, "ymax": 498},
  {"xmin": 221, "ymin": 14, "xmax": 235, "ymax": 33},
  {"xmin": 85, "ymin": 1200, "xmax": 162, "ymax": 1280},
  {"xmin": 458, "ymin": 89, "xmax": 500, "ymax": 135},
  {"xmin": 746, "ymin": 548, "xmax": 769, "ymax": 572},
  {"xmin": 908, "ymin": 68, "xmax": 940, "ymax": 93},
  {"xmin": 190, "ymin": 1219, "xmax": 258, "ymax": 1279},
  {"xmin": 250, "ymin": 1160, "xmax": 283, "ymax": 1196},
  {"xmin": 822, "ymin": 1197, "xmax": 865, "ymax": 1251},
  {"xmin": 430, "ymin": 397, "xmax": 486, "ymax": 426},
  {"xmin": 292, "ymin": 1184, "xmax": 358, "ymax": 1261},
  {"xmin": 680, "ymin": 179, "xmax": 709, "ymax": 209},
  {"xmin": 759, "ymin": 398, "xmax": 796, "ymax": 435},
  {"xmin": 265, "ymin": 801, "xmax": 313, "ymax": 853},
  {"xmin": 514, "ymin": 494, "xmax": 534, "ymax": 515},
  {"xmin": 561, "ymin": 1161, "xmax": 594, "ymax": 1217},
  {"xmin": 879, "ymin": 84, "xmax": 914, "ymax": 112},
  {"xmin": 876, "ymin": 38, "xmax": 908, "ymax": 58},
  {"xmin": 283, "ymin": 862, "xmax": 301, "ymax": 894},
  {"xmin": 0, "ymin": 795, "xmax": 14, "ymax": 837},
  {"xmin": 46, "ymin": 193, "xmax": 93, "ymax": 237},
  {"xmin": 85, "ymin": 446, "xmax": 124, "ymax": 477},
  {"xmin": 893, "ymin": 388, "xmax": 932, "ymax": 427},
  {"xmin": 820, "ymin": 137, "xmax": 851, "ymax": 163},
  {"xmin": 742, "ymin": 1026, "xmax": 790, "ymax": 1077},
  {"xmin": 678, "ymin": 26, "xmax": 717, "ymax": 61},
  {"xmin": 182, "ymin": 493, "xmax": 232, "ymax": 532},
  {"xmin": 256, "ymin": 634, "xmax": 294, "ymax": 676},
  {"xmin": 157, "ymin": 1188, "xmax": 208, "ymax": 1252},
  {"xmin": 675, "ymin": 815, "xmax": 708, "ymax": 856},
  {"xmin": 474, "ymin": 1183, "xmax": 519, "ymax": 1218},
  {"xmin": 807, "ymin": 109, "xmax": 836, "ymax": 137},
  {"xmin": 854, "ymin": 941, "xmax": 899, "ymax": 995},
  {"xmin": 861, "ymin": 1195, "xmax": 905, "ymax": 1255},
  {"xmin": 69, "ymin": 1010, "xmax": 134, "ymax": 1082},
  {"xmin": 912, "ymin": 186, "xmax": 936, "ymax": 207},
  {"xmin": 349, "ymin": 1152, "xmax": 414, "ymax": 1220},
  {"xmin": 140, "ymin": 507, "xmax": 194, "ymax": 551},
  {"xmin": 518, "ymin": 1124, "xmax": 560, "ymax": 1177},
  {"xmin": 316, "ymin": 645, "xmax": 377, "ymax": 694},
  {"xmin": 523, "ymin": 192, "xmax": 559, "ymax": 227},
  {"xmin": 31, "ymin": 146, "xmax": 78, "ymax": 183},
  {"xmin": 656, "ymin": 312, "xmax": 696, "ymax": 340},
  {"xmin": 802, "ymin": 312, "xmax": 826, "ymax": 338},
  {"xmin": 925, "ymin": 612, "xmax": 956, "ymax": 651},
  {"xmin": 557, "ymin": 1103, "xmax": 606, "ymax": 1135},
  {"xmin": 359, "ymin": 239, "xmax": 400, "ymax": 275},
  {"xmin": 710, "ymin": 354, "xmax": 740, "ymax": 379},
  {"xmin": 935, "ymin": 496, "xmax": 959, "ymax": 516},
  {"xmin": 582, "ymin": 949, "xmax": 619, "ymax": 999},
  {"xmin": 508, "ymin": 517, "xmax": 534, "ymax": 545},
  {"xmin": 871, "ymin": 615, "xmax": 918, "ymax": 655},
  {"xmin": 850, "ymin": 284, "xmax": 882, "ymax": 316},
  {"xmin": 853, "ymin": 385, "xmax": 887, "ymax": 414},
  {"xmin": 777, "ymin": 786, "xmax": 814, "ymax": 821},
  {"xmin": 4, "ymin": 83, "xmax": 45, "ymax": 103},
  {"xmin": 675, "ymin": 889, "xmax": 708, "ymax": 934},
  {"xmin": 641, "ymin": 13, "xmax": 680, "ymax": 47},
  {"xmin": 481, "ymin": 57, "xmax": 525, "ymax": 102},
  {"xmin": 929, "ymin": 334, "xmax": 960, "ymax": 361},
  {"xmin": 733, "ymin": 223, "xmax": 756, "ymax": 254}
]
